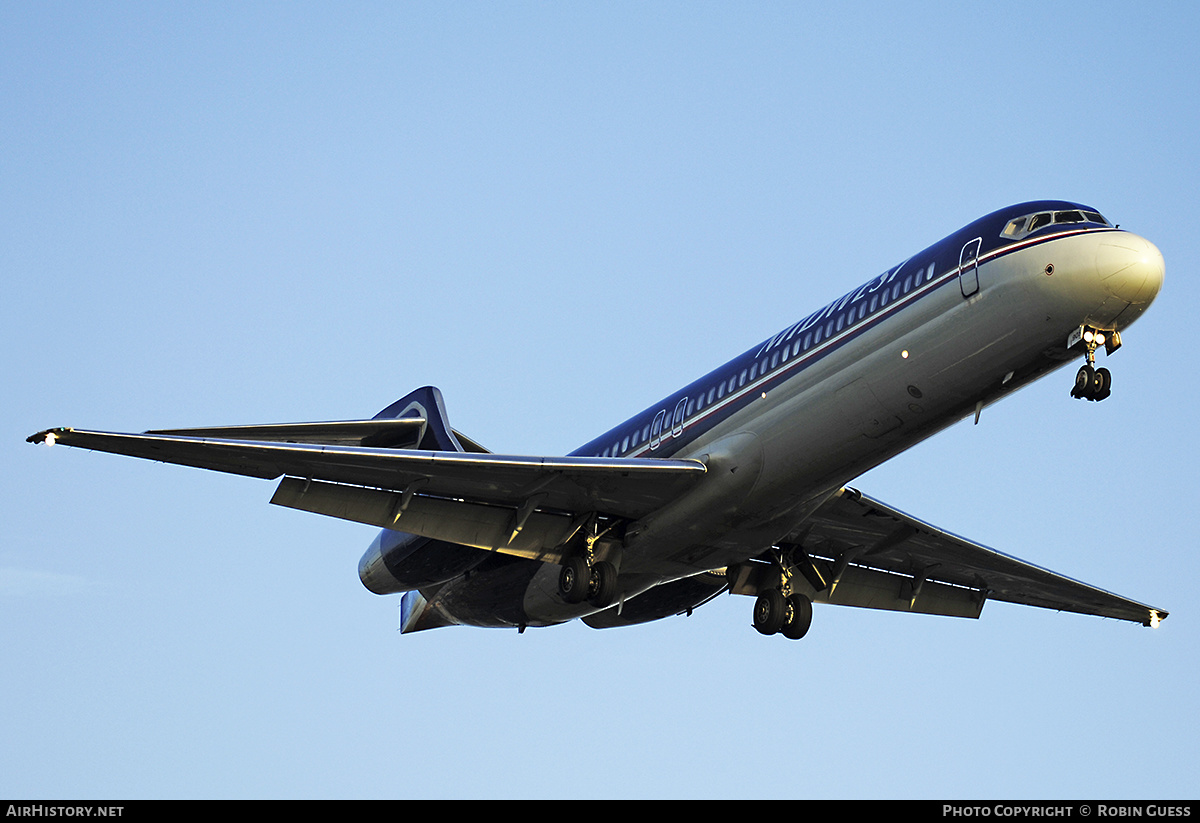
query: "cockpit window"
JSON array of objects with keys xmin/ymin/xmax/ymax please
[
  {"xmin": 1028, "ymin": 212, "xmax": 1053, "ymax": 232},
  {"xmin": 1001, "ymin": 208, "xmax": 1110, "ymax": 240},
  {"xmin": 1001, "ymin": 216, "xmax": 1027, "ymax": 238}
]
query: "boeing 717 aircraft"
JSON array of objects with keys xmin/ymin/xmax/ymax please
[{"xmin": 29, "ymin": 200, "xmax": 1168, "ymax": 640}]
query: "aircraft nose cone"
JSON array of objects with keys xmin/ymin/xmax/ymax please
[{"xmin": 1096, "ymin": 233, "xmax": 1164, "ymax": 306}]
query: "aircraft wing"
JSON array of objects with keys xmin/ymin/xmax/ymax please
[
  {"xmin": 26, "ymin": 426, "xmax": 706, "ymax": 563},
  {"xmin": 756, "ymin": 487, "xmax": 1166, "ymax": 626}
]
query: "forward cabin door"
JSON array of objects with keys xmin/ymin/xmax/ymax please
[{"xmin": 959, "ymin": 237, "xmax": 982, "ymax": 298}]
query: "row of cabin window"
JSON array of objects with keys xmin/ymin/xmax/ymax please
[{"xmin": 598, "ymin": 262, "xmax": 936, "ymax": 458}]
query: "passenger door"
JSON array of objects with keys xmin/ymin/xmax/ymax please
[{"xmin": 959, "ymin": 237, "xmax": 982, "ymax": 297}]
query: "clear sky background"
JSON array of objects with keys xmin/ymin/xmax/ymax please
[{"xmin": 3, "ymin": 2, "xmax": 1197, "ymax": 800}]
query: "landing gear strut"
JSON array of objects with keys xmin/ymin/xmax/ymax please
[{"xmin": 1069, "ymin": 326, "xmax": 1118, "ymax": 402}]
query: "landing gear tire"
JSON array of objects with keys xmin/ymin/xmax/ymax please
[
  {"xmin": 587, "ymin": 561, "xmax": 617, "ymax": 608},
  {"xmin": 781, "ymin": 594, "xmax": 813, "ymax": 640},
  {"xmin": 1071, "ymin": 365, "xmax": 1095, "ymax": 399},
  {"xmin": 559, "ymin": 556, "xmax": 590, "ymax": 604},
  {"xmin": 1071, "ymin": 364, "xmax": 1113, "ymax": 401},
  {"xmin": 753, "ymin": 589, "xmax": 786, "ymax": 635}
]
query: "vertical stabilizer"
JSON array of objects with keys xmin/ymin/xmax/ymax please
[{"xmin": 372, "ymin": 386, "xmax": 465, "ymax": 452}]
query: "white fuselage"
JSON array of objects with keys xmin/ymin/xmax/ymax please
[{"xmin": 510, "ymin": 222, "xmax": 1163, "ymax": 626}]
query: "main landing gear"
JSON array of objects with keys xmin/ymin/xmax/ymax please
[
  {"xmin": 559, "ymin": 556, "xmax": 617, "ymax": 608},
  {"xmin": 558, "ymin": 517, "xmax": 618, "ymax": 609},
  {"xmin": 749, "ymin": 546, "xmax": 815, "ymax": 640},
  {"xmin": 753, "ymin": 588, "xmax": 813, "ymax": 640},
  {"xmin": 1069, "ymin": 326, "xmax": 1119, "ymax": 402}
]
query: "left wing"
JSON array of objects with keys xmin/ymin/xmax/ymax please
[{"xmin": 730, "ymin": 487, "xmax": 1167, "ymax": 626}]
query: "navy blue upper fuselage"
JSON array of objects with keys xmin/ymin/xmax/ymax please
[{"xmin": 571, "ymin": 200, "xmax": 1115, "ymax": 462}]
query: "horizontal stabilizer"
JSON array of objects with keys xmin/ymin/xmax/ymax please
[{"xmin": 150, "ymin": 419, "xmax": 425, "ymax": 448}]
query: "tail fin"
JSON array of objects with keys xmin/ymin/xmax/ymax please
[{"xmin": 373, "ymin": 386, "xmax": 483, "ymax": 453}]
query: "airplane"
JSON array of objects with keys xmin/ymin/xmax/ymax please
[{"xmin": 28, "ymin": 199, "xmax": 1168, "ymax": 640}]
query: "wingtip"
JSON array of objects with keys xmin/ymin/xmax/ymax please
[
  {"xmin": 1146, "ymin": 608, "xmax": 1168, "ymax": 628},
  {"xmin": 27, "ymin": 427, "xmax": 69, "ymax": 445}
]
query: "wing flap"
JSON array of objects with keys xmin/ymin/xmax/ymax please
[{"xmin": 271, "ymin": 477, "xmax": 581, "ymax": 562}]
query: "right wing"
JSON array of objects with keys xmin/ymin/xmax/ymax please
[{"xmin": 27, "ymin": 425, "xmax": 706, "ymax": 564}]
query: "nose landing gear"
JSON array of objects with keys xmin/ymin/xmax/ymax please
[
  {"xmin": 1071, "ymin": 364, "xmax": 1112, "ymax": 401},
  {"xmin": 1069, "ymin": 326, "xmax": 1119, "ymax": 402}
]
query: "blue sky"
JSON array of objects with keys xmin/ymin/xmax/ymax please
[{"xmin": 3, "ymin": 2, "xmax": 1197, "ymax": 799}]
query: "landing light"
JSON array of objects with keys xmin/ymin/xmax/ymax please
[
  {"xmin": 901, "ymin": 350, "xmax": 909, "ymax": 359},
  {"xmin": 1150, "ymin": 610, "xmax": 1162, "ymax": 629},
  {"xmin": 44, "ymin": 432, "xmax": 56, "ymax": 447}
]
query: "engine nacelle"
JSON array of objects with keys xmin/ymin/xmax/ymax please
[{"xmin": 358, "ymin": 529, "xmax": 489, "ymax": 594}]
